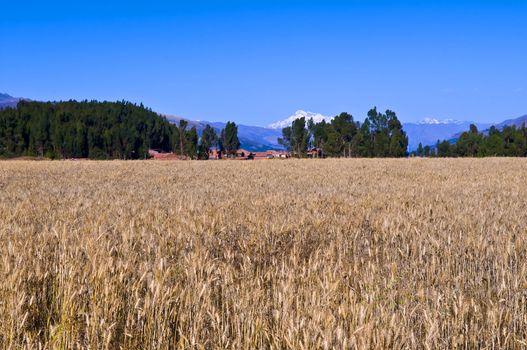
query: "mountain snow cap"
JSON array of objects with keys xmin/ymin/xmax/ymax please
[
  {"xmin": 417, "ymin": 117, "xmax": 464, "ymax": 125},
  {"xmin": 267, "ymin": 110, "xmax": 333, "ymax": 129}
]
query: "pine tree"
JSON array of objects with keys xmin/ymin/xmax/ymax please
[
  {"xmin": 177, "ymin": 120, "xmax": 188, "ymax": 156},
  {"xmin": 221, "ymin": 121, "xmax": 240, "ymax": 157},
  {"xmin": 290, "ymin": 117, "xmax": 308, "ymax": 157},
  {"xmin": 198, "ymin": 124, "xmax": 218, "ymax": 159},
  {"xmin": 417, "ymin": 143, "xmax": 424, "ymax": 157},
  {"xmin": 0, "ymin": 100, "xmax": 177, "ymax": 159},
  {"xmin": 185, "ymin": 126, "xmax": 198, "ymax": 159}
]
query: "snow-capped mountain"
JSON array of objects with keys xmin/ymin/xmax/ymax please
[
  {"xmin": 267, "ymin": 112, "xmax": 488, "ymax": 152},
  {"xmin": 417, "ymin": 117, "xmax": 464, "ymax": 125},
  {"xmin": 267, "ymin": 110, "xmax": 333, "ymax": 129}
]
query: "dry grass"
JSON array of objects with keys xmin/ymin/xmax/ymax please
[{"xmin": 0, "ymin": 159, "xmax": 526, "ymax": 349}]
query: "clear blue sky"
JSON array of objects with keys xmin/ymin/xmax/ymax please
[{"xmin": 2, "ymin": 0, "xmax": 526, "ymax": 125}]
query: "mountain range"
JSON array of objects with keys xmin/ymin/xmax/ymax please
[
  {"xmin": 495, "ymin": 115, "xmax": 527, "ymax": 129},
  {"xmin": 164, "ymin": 115, "xmax": 283, "ymax": 151},
  {"xmin": 2, "ymin": 93, "xmax": 526, "ymax": 152},
  {"xmin": 265, "ymin": 112, "xmax": 501, "ymax": 152},
  {"xmin": 403, "ymin": 119, "xmax": 493, "ymax": 151},
  {"xmin": 164, "ymin": 111, "xmax": 335, "ymax": 151},
  {"xmin": 177, "ymin": 111, "xmax": 527, "ymax": 152}
]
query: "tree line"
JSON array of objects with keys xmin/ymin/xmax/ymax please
[
  {"xmin": 414, "ymin": 124, "xmax": 527, "ymax": 157},
  {"xmin": 8, "ymin": 100, "xmax": 523, "ymax": 160},
  {"xmin": 279, "ymin": 107, "xmax": 408, "ymax": 157},
  {"xmin": 0, "ymin": 100, "xmax": 240, "ymax": 159}
]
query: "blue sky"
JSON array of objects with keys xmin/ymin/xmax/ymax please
[{"xmin": 2, "ymin": 0, "xmax": 526, "ymax": 125}]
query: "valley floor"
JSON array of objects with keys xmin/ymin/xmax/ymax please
[{"xmin": 0, "ymin": 159, "xmax": 526, "ymax": 349}]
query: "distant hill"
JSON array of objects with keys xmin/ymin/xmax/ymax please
[
  {"xmin": 403, "ymin": 119, "xmax": 493, "ymax": 151},
  {"xmin": 495, "ymin": 114, "xmax": 527, "ymax": 129},
  {"xmin": 447, "ymin": 114, "xmax": 527, "ymax": 144},
  {"xmin": 0, "ymin": 93, "xmax": 23, "ymax": 109},
  {"xmin": 165, "ymin": 115, "xmax": 283, "ymax": 152}
]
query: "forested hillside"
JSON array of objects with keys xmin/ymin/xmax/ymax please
[
  {"xmin": 0, "ymin": 100, "xmax": 175, "ymax": 159},
  {"xmin": 432, "ymin": 124, "xmax": 527, "ymax": 157}
]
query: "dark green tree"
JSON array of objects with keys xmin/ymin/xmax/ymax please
[
  {"xmin": 417, "ymin": 143, "xmax": 424, "ymax": 157},
  {"xmin": 278, "ymin": 127, "xmax": 292, "ymax": 151},
  {"xmin": 176, "ymin": 120, "xmax": 188, "ymax": 156},
  {"xmin": 423, "ymin": 145, "xmax": 431, "ymax": 157},
  {"xmin": 198, "ymin": 124, "xmax": 218, "ymax": 159},
  {"xmin": 185, "ymin": 126, "xmax": 198, "ymax": 159},
  {"xmin": 290, "ymin": 117, "xmax": 309, "ymax": 157},
  {"xmin": 279, "ymin": 117, "xmax": 309, "ymax": 157},
  {"xmin": 221, "ymin": 121, "xmax": 240, "ymax": 157},
  {"xmin": 367, "ymin": 108, "xmax": 390, "ymax": 157},
  {"xmin": 436, "ymin": 140, "xmax": 452, "ymax": 157},
  {"xmin": 330, "ymin": 112, "xmax": 358, "ymax": 157},
  {"xmin": 307, "ymin": 118, "xmax": 316, "ymax": 148},
  {"xmin": 312, "ymin": 120, "xmax": 330, "ymax": 150},
  {"xmin": 387, "ymin": 110, "xmax": 408, "ymax": 157},
  {"xmin": 357, "ymin": 119, "xmax": 373, "ymax": 157}
]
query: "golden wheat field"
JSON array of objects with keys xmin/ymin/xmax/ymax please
[{"xmin": 0, "ymin": 158, "xmax": 526, "ymax": 349}]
